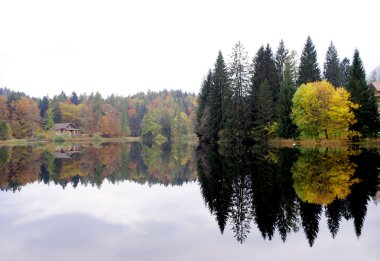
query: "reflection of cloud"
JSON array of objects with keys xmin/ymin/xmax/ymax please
[{"xmin": 0, "ymin": 181, "xmax": 207, "ymax": 228}]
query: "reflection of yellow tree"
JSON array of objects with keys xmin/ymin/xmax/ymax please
[{"xmin": 292, "ymin": 149, "xmax": 359, "ymax": 205}]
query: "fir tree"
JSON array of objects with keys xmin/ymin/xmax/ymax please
[
  {"xmin": 346, "ymin": 49, "xmax": 380, "ymax": 138},
  {"xmin": 323, "ymin": 42, "xmax": 341, "ymax": 87},
  {"xmin": 195, "ymin": 70, "xmax": 212, "ymax": 140},
  {"xmin": 276, "ymin": 55, "xmax": 298, "ymax": 138},
  {"xmin": 297, "ymin": 36, "xmax": 321, "ymax": 86},
  {"xmin": 340, "ymin": 57, "xmax": 350, "ymax": 87},
  {"xmin": 208, "ymin": 51, "xmax": 229, "ymax": 142},
  {"xmin": 275, "ymin": 40, "xmax": 289, "ymax": 86},
  {"xmin": 255, "ymin": 80, "xmax": 274, "ymax": 134},
  {"xmin": 0, "ymin": 120, "xmax": 12, "ymax": 140},
  {"xmin": 70, "ymin": 91, "xmax": 80, "ymax": 105},
  {"xmin": 223, "ymin": 42, "xmax": 251, "ymax": 142},
  {"xmin": 251, "ymin": 44, "xmax": 278, "ymax": 130}
]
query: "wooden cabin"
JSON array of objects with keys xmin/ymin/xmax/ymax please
[
  {"xmin": 54, "ymin": 123, "xmax": 81, "ymax": 136},
  {"xmin": 371, "ymin": 82, "xmax": 380, "ymax": 111}
]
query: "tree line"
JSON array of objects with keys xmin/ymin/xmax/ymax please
[
  {"xmin": 196, "ymin": 37, "xmax": 380, "ymax": 143},
  {"xmin": 0, "ymin": 88, "xmax": 197, "ymax": 141}
]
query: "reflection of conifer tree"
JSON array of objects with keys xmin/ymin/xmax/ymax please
[
  {"xmin": 325, "ymin": 199, "xmax": 345, "ymax": 238},
  {"xmin": 222, "ymin": 145, "xmax": 253, "ymax": 243},
  {"xmin": 197, "ymin": 144, "xmax": 233, "ymax": 234},
  {"xmin": 347, "ymin": 149, "xmax": 380, "ymax": 237},
  {"xmin": 275, "ymin": 148, "xmax": 300, "ymax": 242},
  {"xmin": 251, "ymin": 146, "xmax": 278, "ymax": 240},
  {"xmin": 298, "ymin": 201, "xmax": 322, "ymax": 246}
]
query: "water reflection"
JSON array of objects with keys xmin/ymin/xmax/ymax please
[
  {"xmin": 197, "ymin": 145, "xmax": 380, "ymax": 246},
  {"xmin": 0, "ymin": 142, "xmax": 197, "ymax": 191}
]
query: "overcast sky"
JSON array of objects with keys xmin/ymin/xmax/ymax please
[{"xmin": 0, "ymin": 0, "xmax": 379, "ymax": 98}]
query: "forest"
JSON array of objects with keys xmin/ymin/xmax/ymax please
[
  {"xmin": 196, "ymin": 37, "xmax": 380, "ymax": 143},
  {"xmin": 0, "ymin": 88, "xmax": 197, "ymax": 141}
]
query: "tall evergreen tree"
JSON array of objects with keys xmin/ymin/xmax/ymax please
[
  {"xmin": 346, "ymin": 49, "xmax": 380, "ymax": 138},
  {"xmin": 340, "ymin": 57, "xmax": 350, "ymax": 87},
  {"xmin": 208, "ymin": 51, "xmax": 229, "ymax": 142},
  {"xmin": 222, "ymin": 42, "xmax": 251, "ymax": 142},
  {"xmin": 323, "ymin": 42, "xmax": 341, "ymax": 87},
  {"xmin": 255, "ymin": 80, "xmax": 274, "ymax": 132},
  {"xmin": 276, "ymin": 55, "xmax": 298, "ymax": 138},
  {"xmin": 251, "ymin": 44, "xmax": 278, "ymax": 131},
  {"xmin": 297, "ymin": 36, "xmax": 321, "ymax": 86},
  {"xmin": 195, "ymin": 70, "xmax": 212, "ymax": 140},
  {"xmin": 70, "ymin": 91, "xmax": 80, "ymax": 105},
  {"xmin": 275, "ymin": 40, "xmax": 289, "ymax": 86}
]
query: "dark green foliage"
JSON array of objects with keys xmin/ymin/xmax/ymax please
[
  {"xmin": 275, "ymin": 40, "xmax": 289, "ymax": 86},
  {"xmin": 208, "ymin": 51, "xmax": 229, "ymax": 142},
  {"xmin": 196, "ymin": 70, "xmax": 212, "ymax": 140},
  {"xmin": 254, "ymin": 80, "xmax": 273, "ymax": 136},
  {"xmin": 340, "ymin": 57, "xmax": 350, "ymax": 87},
  {"xmin": 323, "ymin": 42, "xmax": 341, "ymax": 87},
  {"xmin": 346, "ymin": 49, "xmax": 380, "ymax": 138},
  {"xmin": 276, "ymin": 58, "xmax": 298, "ymax": 138},
  {"xmin": 70, "ymin": 91, "xmax": 80, "ymax": 105},
  {"xmin": 221, "ymin": 42, "xmax": 251, "ymax": 142},
  {"xmin": 297, "ymin": 36, "xmax": 321, "ymax": 86},
  {"xmin": 251, "ymin": 44, "xmax": 279, "ymax": 104},
  {"xmin": 0, "ymin": 120, "xmax": 12, "ymax": 140},
  {"xmin": 39, "ymin": 96, "xmax": 49, "ymax": 117}
]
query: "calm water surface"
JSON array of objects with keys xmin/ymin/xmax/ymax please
[{"xmin": 0, "ymin": 143, "xmax": 379, "ymax": 261}]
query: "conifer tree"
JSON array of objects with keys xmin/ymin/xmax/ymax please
[
  {"xmin": 222, "ymin": 42, "xmax": 251, "ymax": 142},
  {"xmin": 276, "ymin": 55, "xmax": 298, "ymax": 138},
  {"xmin": 208, "ymin": 51, "xmax": 229, "ymax": 142},
  {"xmin": 340, "ymin": 57, "xmax": 350, "ymax": 87},
  {"xmin": 251, "ymin": 44, "xmax": 278, "ymax": 130},
  {"xmin": 323, "ymin": 42, "xmax": 341, "ymax": 87},
  {"xmin": 195, "ymin": 70, "xmax": 212, "ymax": 140},
  {"xmin": 275, "ymin": 40, "xmax": 289, "ymax": 86},
  {"xmin": 297, "ymin": 36, "xmax": 321, "ymax": 86},
  {"xmin": 255, "ymin": 80, "xmax": 273, "ymax": 131},
  {"xmin": 346, "ymin": 49, "xmax": 380, "ymax": 138}
]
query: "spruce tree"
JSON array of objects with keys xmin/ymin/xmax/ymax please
[
  {"xmin": 208, "ymin": 51, "xmax": 229, "ymax": 143},
  {"xmin": 255, "ymin": 80, "xmax": 274, "ymax": 131},
  {"xmin": 346, "ymin": 49, "xmax": 380, "ymax": 138},
  {"xmin": 195, "ymin": 70, "xmax": 212, "ymax": 140},
  {"xmin": 251, "ymin": 44, "xmax": 278, "ymax": 129},
  {"xmin": 275, "ymin": 40, "xmax": 289, "ymax": 86},
  {"xmin": 340, "ymin": 57, "xmax": 350, "ymax": 87},
  {"xmin": 223, "ymin": 42, "xmax": 251, "ymax": 142},
  {"xmin": 276, "ymin": 55, "xmax": 298, "ymax": 138},
  {"xmin": 323, "ymin": 42, "xmax": 341, "ymax": 87},
  {"xmin": 297, "ymin": 36, "xmax": 321, "ymax": 86}
]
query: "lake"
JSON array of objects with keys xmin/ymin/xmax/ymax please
[{"xmin": 0, "ymin": 142, "xmax": 379, "ymax": 261}]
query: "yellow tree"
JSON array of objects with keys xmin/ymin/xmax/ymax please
[
  {"xmin": 291, "ymin": 81, "xmax": 358, "ymax": 139},
  {"xmin": 0, "ymin": 96, "xmax": 8, "ymax": 121}
]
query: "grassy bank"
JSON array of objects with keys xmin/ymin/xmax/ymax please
[{"xmin": 269, "ymin": 138, "xmax": 380, "ymax": 148}]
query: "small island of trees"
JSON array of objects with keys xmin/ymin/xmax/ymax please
[{"xmin": 196, "ymin": 37, "xmax": 380, "ymax": 144}]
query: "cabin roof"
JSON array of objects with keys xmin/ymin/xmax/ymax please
[
  {"xmin": 54, "ymin": 123, "xmax": 79, "ymax": 131},
  {"xmin": 371, "ymin": 82, "xmax": 380, "ymax": 92}
]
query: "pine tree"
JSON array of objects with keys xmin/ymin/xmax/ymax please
[
  {"xmin": 323, "ymin": 42, "xmax": 341, "ymax": 87},
  {"xmin": 208, "ymin": 51, "xmax": 229, "ymax": 143},
  {"xmin": 251, "ymin": 44, "xmax": 278, "ymax": 130},
  {"xmin": 275, "ymin": 40, "xmax": 289, "ymax": 86},
  {"xmin": 223, "ymin": 42, "xmax": 251, "ymax": 142},
  {"xmin": 195, "ymin": 70, "xmax": 212, "ymax": 140},
  {"xmin": 340, "ymin": 57, "xmax": 350, "ymax": 87},
  {"xmin": 297, "ymin": 36, "xmax": 321, "ymax": 86},
  {"xmin": 255, "ymin": 80, "xmax": 274, "ymax": 130},
  {"xmin": 346, "ymin": 49, "xmax": 380, "ymax": 138},
  {"xmin": 276, "ymin": 55, "xmax": 298, "ymax": 138}
]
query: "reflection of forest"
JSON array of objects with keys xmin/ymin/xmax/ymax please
[
  {"xmin": 0, "ymin": 142, "xmax": 197, "ymax": 191},
  {"xmin": 197, "ymin": 145, "xmax": 380, "ymax": 246}
]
